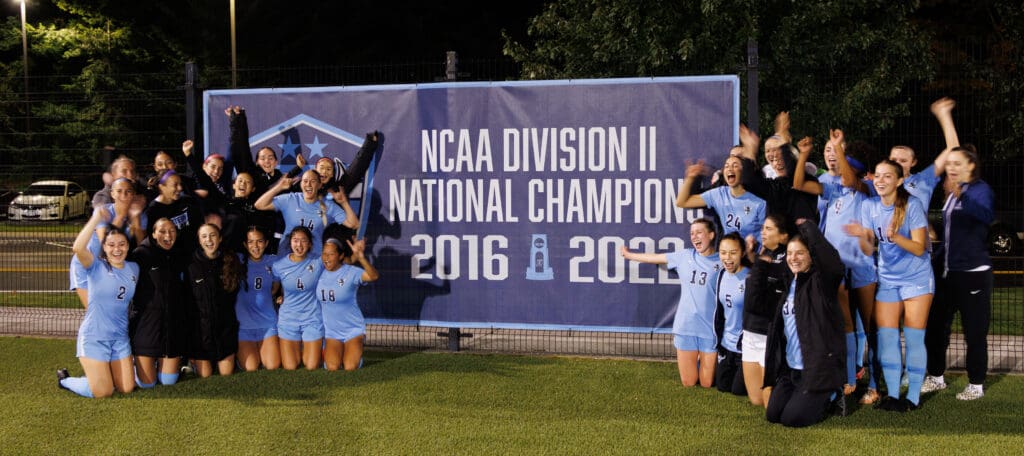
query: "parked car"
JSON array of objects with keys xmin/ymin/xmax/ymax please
[
  {"xmin": 929, "ymin": 208, "xmax": 1023, "ymax": 256},
  {"xmin": 7, "ymin": 180, "xmax": 90, "ymax": 222}
]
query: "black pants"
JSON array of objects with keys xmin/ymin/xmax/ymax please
[
  {"xmin": 715, "ymin": 349, "xmax": 746, "ymax": 396},
  {"xmin": 766, "ymin": 370, "xmax": 833, "ymax": 428},
  {"xmin": 925, "ymin": 270, "xmax": 993, "ymax": 384}
]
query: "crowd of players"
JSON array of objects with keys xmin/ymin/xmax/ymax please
[
  {"xmin": 623, "ymin": 97, "xmax": 995, "ymax": 427},
  {"xmin": 57, "ymin": 106, "xmax": 382, "ymax": 398}
]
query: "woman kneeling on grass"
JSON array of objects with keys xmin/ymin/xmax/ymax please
[
  {"xmin": 319, "ymin": 237, "xmax": 379, "ymax": 371},
  {"xmin": 235, "ymin": 227, "xmax": 282, "ymax": 371},
  {"xmin": 186, "ymin": 224, "xmax": 243, "ymax": 377},
  {"xmin": 621, "ymin": 218, "xmax": 720, "ymax": 387},
  {"xmin": 58, "ymin": 209, "xmax": 140, "ymax": 398},
  {"xmin": 272, "ymin": 226, "xmax": 325, "ymax": 370},
  {"xmin": 760, "ymin": 219, "xmax": 845, "ymax": 427}
]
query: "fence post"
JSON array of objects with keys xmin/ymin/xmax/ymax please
[
  {"xmin": 746, "ymin": 39, "xmax": 759, "ymax": 134},
  {"xmin": 184, "ymin": 62, "xmax": 199, "ymax": 144},
  {"xmin": 441, "ymin": 50, "xmax": 471, "ymax": 351}
]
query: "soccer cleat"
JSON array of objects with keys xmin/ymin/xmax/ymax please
[
  {"xmin": 875, "ymin": 395, "xmax": 906, "ymax": 412},
  {"xmin": 899, "ymin": 398, "xmax": 920, "ymax": 411},
  {"xmin": 956, "ymin": 384, "xmax": 984, "ymax": 401},
  {"xmin": 56, "ymin": 368, "xmax": 70, "ymax": 390},
  {"xmin": 920, "ymin": 375, "xmax": 947, "ymax": 394},
  {"xmin": 859, "ymin": 388, "xmax": 880, "ymax": 405}
]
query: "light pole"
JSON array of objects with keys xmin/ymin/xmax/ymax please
[
  {"xmin": 19, "ymin": 0, "xmax": 29, "ymax": 137},
  {"xmin": 230, "ymin": 0, "xmax": 237, "ymax": 88}
]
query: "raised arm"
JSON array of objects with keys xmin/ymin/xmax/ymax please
[
  {"xmin": 254, "ymin": 174, "xmax": 293, "ymax": 211},
  {"xmin": 798, "ymin": 219, "xmax": 843, "ymax": 283},
  {"xmin": 227, "ymin": 106, "xmax": 256, "ymax": 176},
  {"xmin": 738, "ymin": 124, "xmax": 759, "ymax": 162},
  {"xmin": 792, "ymin": 137, "xmax": 823, "ymax": 195},
  {"xmin": 328, "ymin": 188, "xmax": 360, "ymax": 229},
  {"xmin": 182, "ymin": 140, "xmax": 211, "ymax": 198},
  {"xmin": 774, "ymin": 111, "xmax": 792, "ymax": 144},
  {"xmin": 620, "ymin": 246, "xmax": 667, "ymax": 265},
  {"xmin": 73, "ymin": 208, "xmax": 107, "ymax": 269},
  {"xmin": 675, "ymin": 160, "xmax": 709, "ymax": 208},
  {"xmin": 930, "ymin": 97, "xmax": 959, "ymax": 176},
  {"xmin": 349, "ymin": 239, "xmax": 380, "ymax": 283}
]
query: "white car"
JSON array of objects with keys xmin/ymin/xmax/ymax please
[{"xmin": 7, "ymin": 180, "xmax": 90, "ymax": 221}]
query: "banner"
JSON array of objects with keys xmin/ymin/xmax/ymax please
[{"xmin": 204, "ymin": 76, "xmax": 739, "ymax": 332}]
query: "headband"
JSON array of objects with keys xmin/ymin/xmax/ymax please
[
  {"xmin": 204, "ymin": 154, "xmax": 225, "ymax": 165},
  {"xmin": 846, "ymin": 156, "xmax": 866, "ymax": 173},
  {"xmin": 158, "ymin": 170, "xmax": 177, "ymax": 184}
]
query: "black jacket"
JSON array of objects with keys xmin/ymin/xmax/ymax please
[
  {"xmin": 739, "ymin": 154, "xmax": 820, "ymax": 229},
  {"xmin": 129, "ymin": 237, "xmax": 189, "ymax": 358},
  {"xmin": 743, "ymin": 244, "xmax": 787, "ymax": 334},
  {"xmin": 185, "ymin": 250, "xmax": 240, "ymax": 361},
  {"xmin": 760, "ymin": 221, "xmax": 846, "ymax": 392}
]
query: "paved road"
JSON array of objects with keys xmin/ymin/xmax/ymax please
[{"xmin": 0, "ymin": 231, "xmax": 76, "ymax": 291}]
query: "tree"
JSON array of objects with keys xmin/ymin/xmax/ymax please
[{"xmin": 504, "ymin": 0, "xmax": 935, "ymax": 148}]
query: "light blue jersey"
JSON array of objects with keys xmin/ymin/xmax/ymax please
[
  {"xmin": 665, "ymin": 250, "xmax": 721, "ymax": 339},
  {"xmin": 318, "ymin": 264, "xmax": 366, "ymax": 340},
  {"xmin": 866, "ymin": 164, "xmax": 940, "ymax": 209},
  {"xmin": 821, "ymin": 181, "xmax": 875, "ymax": 272},
  {"xmin": 273, "ymin": 193, "xmax": 348, "ymax": 256},
  {"xmin": 236, "ymin": 254, "xmax": 278, "ymax": 330},
  {"xmin": 716, "ymin": 267, "xmax": 749, "ymax": 354},
  {"xmin": 782, "ymin": 281, "xmax": 803, "ymax": 370},
  {"xmin": 79, "ymin": 259, "xmax": 139, "ymax": 340},
  {"xmin": 816, "ymin": 173, "xmax": 841, "ymax": 229},
  {"xmin": 701, "ymin": 186, "xmax": 766, "ymax": 242},
  {"xmin": 69, "ymin": 205, "xmax": 145, "ymax": 291},
  {"xmin": 859, "ymin": 197, "xmax": 931, "ymax": 286},
  {"xmin": 272, "ymin": 255, "xmax": 324, "ymax": 328}
]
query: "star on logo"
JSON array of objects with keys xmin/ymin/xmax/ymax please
[
  {"xmin": 279, "ymin": 136, "xmax": 301, "ymax": 160},
  {"xmin": 306, "ymin": 135, "xmax": 329, "ymax": 161}
]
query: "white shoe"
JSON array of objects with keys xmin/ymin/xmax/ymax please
[
  {"xmin": 956, "ymin": 384, "xmax": 984, "ymax": 401},
  {"xmin": 920, "ymin": 375, "xmax": 947, "ymax": 394}
]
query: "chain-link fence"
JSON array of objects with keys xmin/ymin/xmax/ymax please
[{"xmin": 1, "ymin": 51, "xmax": 1021, "ymax": 371}]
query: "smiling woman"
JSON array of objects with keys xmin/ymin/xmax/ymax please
[{"xmin": 7, "ymin": 180, "xmax": 89, "ymax": 222}]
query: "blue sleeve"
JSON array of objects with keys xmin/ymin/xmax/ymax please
[
  {"xmin": 821, "ymin": 180, "xmax": 841, "ymax": 200},
  {"xmin": 273, "ymin": 193, "xmax": 293, "ymax": 212},
  {"xmin": 665, "ymin": 251, "xmax": 685, "ymax": 272},
  {"xmin": 701, "ymin": 187, "xmax": 724, "ymax": 211},
  {"xmin": 327, "ymin": 200, "xmax": 347, "ymax": 224},
  {"xmin": 906, "ymin": 198, "xmax": 928, "ymax": 230}
]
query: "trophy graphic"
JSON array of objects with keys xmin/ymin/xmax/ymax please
[{"xmin": 525, "ymin": 234, "xmax": 554, "ymax": 281}]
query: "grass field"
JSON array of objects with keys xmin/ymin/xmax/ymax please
[{"xmin": 2, "ymin": 336, "xmax": 1023, "ymax": 454}]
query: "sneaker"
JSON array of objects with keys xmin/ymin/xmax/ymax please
[
  {"xmin": 56, "ymin": 368, "xmax": 70, "ymax": 390},
  {"xmin": 860, "ymin": 388, "xmax": 880, "ymax": 405},
  {"xmin": 920, "ymin": 375, "xmax": 947, "ymax": 394},
  {"xmin": 956, "ymin": 384, "xmax": 984, "ymax": 401},
  {"xmin": 843, "ymin": 384, "xmax": 856, "ymax": 396}
]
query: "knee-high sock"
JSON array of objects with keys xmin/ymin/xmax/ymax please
[
  {"xmin": 845, "ymin": 332, "xmax": 857, "ymax": 385},
  {"xmin": 867, "ymin": 331, "xmax": 881, "ymax": 390},
  {"xmin": 60, "ymin": 376, "xmax": 94, "ymax": 398},
  {"xmin": 904, "ymin": 327, "xmax": 927, "ymax": 405},
  {"xmin": 855, "ymin": 313, "xmax": 867, "ymax": 368},
  {"xmin": 158, "ymin": 372, "xmax": 179, "ymax": 385},
  {"xmin": 878, "ymin": 327, "xmax": 902, "ymax": 398}
]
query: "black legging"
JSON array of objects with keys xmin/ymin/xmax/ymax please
[
  {"xmin": 766, "ymin": 369, "xmax": 833, "ymax": 428},
  {"xmin": 715, "ymin": 349, "xmax": 746, "ymax": 395},
  {"xmin": 925, "ymin": 269, "xmax": 993, "ymax": 385}
]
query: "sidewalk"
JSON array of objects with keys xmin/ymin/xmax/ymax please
[{"xmin": 2, "ymin": 305, "xmax": 1021, "ymax": 372}]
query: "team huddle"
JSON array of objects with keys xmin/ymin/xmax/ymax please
[
  {"xmin": 57, "ymin": 107, "xmax": 381, "ymax": 398},
  {"xmin": 623, "ymin": 98, "xmax": 994, "ymax": 427}
]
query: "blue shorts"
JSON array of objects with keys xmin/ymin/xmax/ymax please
[
  {"xmin": 278, "ymin": 321, "xmax": 324, "ymax": 342},
  {"xmin": 876, "ymin": 278, "xmax": 934, "ymax": 302},
  {"xmin": 325, "ymin": 326, "xmax": 365, "ymax": 343},
  {"xmin": 238, "ymin": 326, "xmax": 278, "ymax": 342},
  {"xmin": 848, "ymin": 262, "xmax": 877, "ymax": 290},
  {"xmin": 674, "ymin": 335, "xmax": 717, "ymax": 353},
  {"xmin": 76, "ymin": 336, "xmax": 131, "ymax": 362}
]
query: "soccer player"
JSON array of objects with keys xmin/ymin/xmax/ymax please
[
  {"xmin": 319, "ymin": 237, "xmax": 379, "ymax": 371},
  {"xmin": 57, "ymin": 209, "xmax": 139, "ymax": 398},
  {"xmin": 272, "ymin": 226, "xmax": 325, "ymax": 370},
  {"xmin": 621, "ymin": 218, "xmax": 721, "ymax": 387},
  {"xmin": 236, "ymin": 227, "xmax": 282, "ymax": 372},
  {"xmin": 845, "ymin": 159, "xmax": 933, "ymax": 411},
  {"xmin": 714, "ymin": 232, "xmax": 750, "ymax": 397}
]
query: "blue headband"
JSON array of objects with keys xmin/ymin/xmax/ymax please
[{"xmin": 846, "ymin": 156, "xmax": 866, "ymax": 173}]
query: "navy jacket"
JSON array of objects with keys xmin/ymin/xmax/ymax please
[{"xmin": 942, "ymin": 180, "xmax": 995, "ymax": 272}]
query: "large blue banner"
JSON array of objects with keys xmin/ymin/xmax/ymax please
[{"xmin": 204, "ymin": 76, "xmax": 739, "ymax": 332}]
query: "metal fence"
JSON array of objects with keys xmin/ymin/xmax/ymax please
[{"xmin": 1, "ymin": 52, "xmax": 1022, "ymax": 372}]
